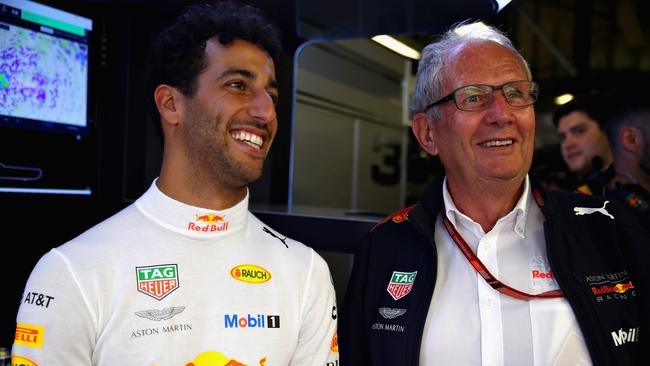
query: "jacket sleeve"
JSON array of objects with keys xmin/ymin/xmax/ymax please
[
  {"xmin": 340, "ymin": 232, "xmax": 372, "ymax": 365},
  {"xmin": 617, "ymin": 215, "xmax": 650, "ymax": 362},
  {"xmin": 289, "ymin": 249, "xmax": 339, "ymax": 366},
  {"xmin": 12, "ymin": 249, "xmax": 95, "ymax": 365}
]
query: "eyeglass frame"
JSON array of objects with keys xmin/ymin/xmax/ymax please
[{"xmin": 424, "ymin": 80, "xmax": 540, "ymax": 112}]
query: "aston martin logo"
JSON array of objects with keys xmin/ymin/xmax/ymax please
[
  {"xmin": 135, "ymin": 306, "xmax": 186, "ymax": 321},
  {"xmin": 378, "ymin": 307, "xmax": 407, "ymax": 319}
]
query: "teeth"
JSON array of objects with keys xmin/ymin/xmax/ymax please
[
  {"xmin": 480, "ymin": 139, "xmax": 513, "ymax": 147},
  {"xmin": 231, "ymin": 131, "xmax": 263, "ymax": 149}
]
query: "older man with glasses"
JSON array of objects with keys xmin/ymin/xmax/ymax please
[{"xmin": 339, "ymin": 23, "xmax": 650, "ymax": 366}]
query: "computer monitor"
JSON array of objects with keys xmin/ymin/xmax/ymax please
[
  {"xmin": 0, "ymin": 0, "xmax": 94, "ymax": 195},
  {"xmin": 0, "ymin": 0, "xmax": 92, "ymax": 135}
]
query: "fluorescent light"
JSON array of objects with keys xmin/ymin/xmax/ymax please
[
  {"xmin": 494, "ymin": 0, "xmax": 513, "ymax": 12},
  {"xmin": 554, "ymin": 94, "xmax": 574, "ymax": 105},
  {"xmin": 453, "ymin": 22, "xmax": 490, "ymax": 36},
  {"xmin": 371, "ymin": 35, "xmax": 421, "ymax": 60}
]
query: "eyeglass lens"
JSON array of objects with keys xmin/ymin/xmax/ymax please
[{"xmin": 455, "ymin": 81, "xmax": 538, "ymax": 111}]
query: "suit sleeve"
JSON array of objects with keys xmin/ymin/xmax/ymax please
[
  {"xmin": 289, "ymin": 250, "xmax": 339, "ymax": 366},
  {"xmin": 340, "ymin": 232, "xmax": 372, "ymax": 365},
  {"xmin": 12, "ymin": 249, "xmax": 95, "ymax": 365}
]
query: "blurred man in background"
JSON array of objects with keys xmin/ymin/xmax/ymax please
[
  {"xmin": 580, "ymin": 104, "xmax": 650, "ymax": 218},
  {"xmin": 554, "ymin": 95, "xmax": 613, "ymax": 191}
]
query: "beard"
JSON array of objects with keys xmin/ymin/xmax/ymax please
[{"xmin": 181, "ymin": 104, "xmax": 268, "ymax": 189}]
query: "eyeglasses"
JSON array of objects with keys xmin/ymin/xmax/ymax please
[{"xmin": 425, "ymin": 80, "xmax": 539, "ymax": 112}]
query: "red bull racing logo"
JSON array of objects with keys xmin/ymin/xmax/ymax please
[
  {"xmin": 189, "ymin": 213, "xmax": 229, "ymax": 233},
  {"xmin": 387, "ymin": 271, "xmax": 417, "ymax": 300},
  {"xmin": 591, "ymin": 281, "xmax": 634, "ymax": 295},
  {"xmin": 136, "ymin": 264, "xmax": 179, "ymax": 300}
]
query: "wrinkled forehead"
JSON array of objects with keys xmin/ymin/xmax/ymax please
[{"xmin": 442, "ymin": 41, "xmax": 528, "ymax": 88}]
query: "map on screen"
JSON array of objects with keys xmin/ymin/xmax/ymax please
[{"xmin": 0, "ymin": 24, "xmax": 88, "ymax": 127}]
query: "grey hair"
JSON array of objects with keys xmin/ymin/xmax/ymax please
[{"xmin": 409, "ymin": 22, "xmax": 532, "ymax": 120}]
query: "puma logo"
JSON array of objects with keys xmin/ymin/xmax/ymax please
[{"xmin": 574, "ymin": 201, "xmax": 614, "ymax": 219}]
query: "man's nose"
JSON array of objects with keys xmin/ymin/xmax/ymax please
[
  {"xmin": 484, "ymin": 91, "xmax": 515, "ymax": 125},
  {"xmin": 248, "ymin": 90, "xmax": 276, "ymax": 123}
]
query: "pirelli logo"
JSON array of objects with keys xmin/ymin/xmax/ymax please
[{"xmin": 14, "ymin": 323, "xmax": 44, "ymax": 348}]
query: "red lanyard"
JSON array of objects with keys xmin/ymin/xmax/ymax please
[{"xmin": 441, "ymin": 189, "xmax": 563, "ymax": 300}]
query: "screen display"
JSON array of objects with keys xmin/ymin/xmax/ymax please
[
  {"xmin": 0, "ymin": 0, "xmax": 92, "ymax": 135},
  {"xmin": 0, "ymin": 0, "xmax": 94, "ymax": 195}
]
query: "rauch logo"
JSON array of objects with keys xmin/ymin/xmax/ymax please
[
  {"xmin": 230, "ymin": 264, "xmax": 271, "ymax": 284},
  {"xmin": 136, "ymin": 264, "xmax": 179, "ymax": 300}
]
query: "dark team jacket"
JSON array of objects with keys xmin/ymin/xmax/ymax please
[
  {"xmin": 576, "ymin": 165, "xmax": 650, "ymax": 219},
  {"xmin": 340, "ymin": 174, "xmax": 650, "ymax": 366}
]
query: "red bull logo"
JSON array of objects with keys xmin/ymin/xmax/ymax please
[
  {"xmin": 387, "ymin": 271, "xmax": 417, "ymax": 300},
  {"xmin": 188, "ymin": 213, "xmax": 229, "ymax": 233},
  {"xmin": 185, "ymin": 351, "xmax": 266, "ymax": 366},
  {"xmin": 531, "ymin": 269, "xmax": 554, "ymax": 279},
  {"xmin": 195, "ymin": 213, "xmax": 225, "ymax": 224},
  {"xmin": 591, "ymin": 281, "xmax": 634, "ymax": 295},
  {"xmin": 136, "ymin": 264, "xmax": 179, "ymax": 300}
]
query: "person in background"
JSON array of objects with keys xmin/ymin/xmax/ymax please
[
  {"xmin": 553, "ymin": 95, "xmax": 613, "ymax": 191},
  {"xmin": 340, "ymin": 22, "xmax": 649, "ymax": 366},
  {"xmin": 12, "ymin": 2, "xmax": 338, "ymax": 365},
  {"xmin": 579, "ymin": 104, "xmax": 650, "ymax": 218}
]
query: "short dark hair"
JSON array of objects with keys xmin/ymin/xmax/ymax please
[
  {"xmin": 552, "ymin": 94, "xmax": 610, "ymax": 130},
  {"xmin": 606, "ymin": 103, "xmax": 650, "ymax": 153},
  {"xmin": 146, "ymin": 0, "xmax": 283, "ymax": 123}
]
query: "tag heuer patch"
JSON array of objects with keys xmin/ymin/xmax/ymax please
[
  {"xmin": 387, "ymin": 271, "xmax": 417, "ymax": 300},
  {"xmin": 136, "ymin": 264, "xmax": 179, "ymax": 300}
]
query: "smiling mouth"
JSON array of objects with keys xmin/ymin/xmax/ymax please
[
  {"xmin": 479, "ymin": 139, "xmax": 513, "ymax": 147},
  {"xmin": 231, "ymin": 131, "xmax": 263, "ymax": 150}
]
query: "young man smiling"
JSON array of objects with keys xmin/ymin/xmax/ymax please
[{"xmin": 13, "ymin": 2, "xmax": 338, "ymax": 365}]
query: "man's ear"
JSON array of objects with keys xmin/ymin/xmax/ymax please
[
  {"xmin": 154, "ymin": 84, "xmax": 184, "ymax": 126},
  {"xmin": 411, "ymin": 112, "xmax": 438, "ymax": 156},
  {"xmin": 620, "ymin": 126, "xmax": 642, "ymax": 154}
]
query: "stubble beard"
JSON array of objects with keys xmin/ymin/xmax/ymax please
[{"xmin": 184, "ymin": 108, "xmax": 266, "ymax": 190}]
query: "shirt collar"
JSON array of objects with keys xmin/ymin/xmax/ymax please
[
  {"xmin": 135, "ymin": 178, "xmax": 248, "ymax": 239},
  {"xmin": 442, "ymin": 175, "xmax": 531, "ymax": 238}
]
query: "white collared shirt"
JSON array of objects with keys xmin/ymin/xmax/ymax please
[{"xmin": 419, "ymin": 175, "xmax": 591, "ymax": 366}]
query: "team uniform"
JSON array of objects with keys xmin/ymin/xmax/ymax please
[
  {"xmin": 576, "ymin": 165, "xmax": 650, "ymax": 219},
  {"xmin": 13, "ymin": 181, "xmax": 339, "ymax": 366},
  {"xmin": 340, "ymin": 173, "xmax": 650, "ymax": 366}
]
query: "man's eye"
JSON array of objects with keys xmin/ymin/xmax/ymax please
[
  {"xmin": 227, "ymin": 81, "xmax": 245, "ymax": 90},
  {"xmin": 505, "ymin": 89, "xmax": 524, "ymax": 99},
  {"xmin": 465, "ymin": 94, "xmax": 486, "ymax": 103}
]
